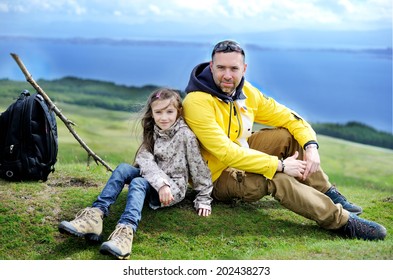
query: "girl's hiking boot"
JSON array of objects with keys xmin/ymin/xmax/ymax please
[
  {"xmin": 339, "ymin": 213, "xmax": 386, "ymax": 241},
  {"xmin": 325, "ymin": 186, "xmax": 363, "ymax": 215},
  {"xmin": 58, "ymin": 207, "xmax": 104, "ymax": 243},
  {"xmin": 99, "ymin": 224, "xmax": 134, "ymax": 260}
]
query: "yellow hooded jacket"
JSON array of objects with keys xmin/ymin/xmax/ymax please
[{"xmin": 183, "ymin": 63, "xmax": 317, "ymax": 182}]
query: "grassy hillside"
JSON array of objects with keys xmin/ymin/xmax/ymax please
[
  {"xmin": 0, "ymin": 91, "xmax": 392, "ymax": 260},
  {"xmin": 0, "ymin": 77, "xmax": 158, "ymax": 113}
]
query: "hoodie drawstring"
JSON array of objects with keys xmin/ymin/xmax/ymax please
[{"xmin": 227, "ymin": 101, "xmax": 232, "ymax": 138}]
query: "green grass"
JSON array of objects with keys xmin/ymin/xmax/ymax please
[{"xmin": 1, "ymin": 102, "xmax": 392, "ymax": 260}]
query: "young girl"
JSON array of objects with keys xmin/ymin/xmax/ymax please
[{"xmin": 58, "ymin": 88, "xmax": 213, "ymax": 259}]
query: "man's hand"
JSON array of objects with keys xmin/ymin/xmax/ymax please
[
  {"xmin": 302, "ymin": 145, "xmax": 320, "ymax": 180},
  {"xmin": 281, "ymin": 151, "xmax": 306, "ymax": 178},
  {"xmin": 197, "ymin": 207, "xmax": 211, "ymax": 217},
  {"xmin": 159, "ymin": 185, "xmax": 174, "ymax": 206}
]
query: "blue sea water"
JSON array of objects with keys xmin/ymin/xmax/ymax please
[{"xmin": 0, "ymin": 38, "xmax": 391, "ymax": 133}]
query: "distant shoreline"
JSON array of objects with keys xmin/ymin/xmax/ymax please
[{"xmin": 1, "ymin": 35, "xmax": 392, "ymax": 54}]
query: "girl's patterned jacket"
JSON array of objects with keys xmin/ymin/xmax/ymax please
[{"xmin": 135, "ymin": 117, "xmax": 213, "ymax": 211}]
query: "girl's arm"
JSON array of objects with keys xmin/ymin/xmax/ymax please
[
  {"xmin": 184, "ymin": 129, "xmax": 213, "ymax": 212},
  {"xmin": 135, "ymin": 145, "xmax": 174, "ymax": 194}
]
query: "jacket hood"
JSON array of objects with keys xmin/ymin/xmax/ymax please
[{"xmin": 185, "ymin": 62, "xmax": 245, "ymax": 103}]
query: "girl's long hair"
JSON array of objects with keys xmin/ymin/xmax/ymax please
[{"xmin": 139, "ymin": 88, "xmax": 183, "ymax": 154}]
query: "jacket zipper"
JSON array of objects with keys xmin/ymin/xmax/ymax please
[
  {"xmin": 227, "ymin": 102, "xmax": 232, "ymax": 138},
  {"xmin": 233, "ymin": 103, "xmax": 242, "ymax": 139},
  {"xmin": 227, "ymin": 101, "xmax": 242, "ymax": 139}
]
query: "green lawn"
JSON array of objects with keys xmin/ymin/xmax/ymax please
[{"xmin": 0, "ymin": 104, "xmax": 392, "ymax": 260}]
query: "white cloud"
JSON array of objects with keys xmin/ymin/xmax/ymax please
[
  {"xmin": 0, "ymin": 0, "xmax": 391, "ymax": 34},
  {"xmin": 0, "ymin": 3, "xmax": 9, "ymax": 13},
  {"xmin": 337, "ymin": 0, "xmax": 392, "ymax": 23},
  {"xmin": 281, "ymin": 1, "xmax": 341, "ymax": 24},
  {"xmin": 338, "ymin": 0, "xmax": 355, "ymax": 13},
  {"xmin": 173, "ymin": 0, "xmax": 220, "ymax": 13},
  {"xmin": 113, "ymin": 10, "xmax": 122, "ymax": 17},
  {"xmin": 69, "ymin": 0, "xmax": 87, "ymax": 16},
  {"xmin": 148, "ymin": 4, "xmax": 161, "ymax": 15},
  {"xmin": 2, "ymin": 0, "xmax": 87, "ymax": 15}
]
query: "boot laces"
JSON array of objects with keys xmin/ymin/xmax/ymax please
[
  {"xmin": 345, "ymin": 215, "xmax": 378, "ymax": 239},
  {"xmin": 332, "ymin": 186, "xmax": 348, "ymax": 200},
  {"xmin": 74, "ymin": 207, "xmax": 99, "ymax": 224},
  {"xmin": 108, "ymin": 224, "xmax": 132, "ymax": 245}
]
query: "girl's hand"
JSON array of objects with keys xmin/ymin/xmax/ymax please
[
  {"xmin": 197, "ymin": 207, "xmax": 211, "ymax": 217},
  {"xmin": 159, "ymin": 185, "xmax": 174, "ymax": 206}
]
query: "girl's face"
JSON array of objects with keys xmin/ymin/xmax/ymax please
[{"xmin": 151, "ymin": 99, "xmax": 179, "ymax": 130}]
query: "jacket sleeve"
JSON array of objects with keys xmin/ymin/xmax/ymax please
[
  {"xmin": 248, "ymin": 82, "xmax": 317, "ymax": 148},
  {"xmin": 135, "ymin": 145, "xmax": 174, "ymax": 193},
  {"xmin": 184, "ymin": 129, "xmax": 213, "ymax": 211}
]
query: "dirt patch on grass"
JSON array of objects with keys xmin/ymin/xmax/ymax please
[{"xmin": 46, "ymin": 176, "xmax": 101, "ymax": 188}]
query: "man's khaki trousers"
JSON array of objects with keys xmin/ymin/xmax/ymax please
[{"xmin": 212, "ymin": 128, "xmax": 349, "ymax": 230}]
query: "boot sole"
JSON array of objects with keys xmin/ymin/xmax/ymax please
[
  {"xmin": 340, "ymin": 205, "xmax": 363, "ymax": 215},
  {"xmin": 99, "ymin": 244, "xmax": 130, "ymax": 260},
  {"xmin": 58, "ymin": 223, "xmax": 103, "ymax": 243},
  {"xmin": 345, "ymin": 206, "xmax": 363, "ymax": 216}
]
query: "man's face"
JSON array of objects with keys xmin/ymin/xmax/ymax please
[{"xmin": 210, "ymin": 52, "xmax": 247, "ymax": 95}]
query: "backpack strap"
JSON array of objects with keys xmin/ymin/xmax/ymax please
[
  {"xmin": 34, "ymin": 94, "xmax": 58, "ymax": 167},
  {"xmin": 6, "ymin": 92, "xmax": 30, "ymax": 158}
]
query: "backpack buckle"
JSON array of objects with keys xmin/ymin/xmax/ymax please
[
  {"xmin": 5, "ymin": 170, "xmax": 14, "ymax": 178},
  {"xmin": 20, "ymin": 89, "xmax": 30, "ymax": 97}
]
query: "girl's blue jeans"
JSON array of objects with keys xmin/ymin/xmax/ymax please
[{"xmin": 92, "ymin": 163, "xmax": 159, "ymax": 232}]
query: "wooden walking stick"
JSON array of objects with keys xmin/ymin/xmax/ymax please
[{"xmin": 10, "ymin": 53, "xmax": 114, "ymax": 172}]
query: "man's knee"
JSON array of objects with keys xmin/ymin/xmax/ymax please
[
  {"xmin": 248, "ymin": 128, "xmax": 301, "ymax": 158},
  {"xmin": 267, "ymin": 172, "xmax": 295, "ymax": 198},
  {"xmin": 213, "ymin": 170, "xmax": 268, "ymax": 203}
]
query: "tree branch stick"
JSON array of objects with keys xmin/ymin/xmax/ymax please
[{"xmin": 10, "ymin": 53, "xmax": 114, "ymax": 172}]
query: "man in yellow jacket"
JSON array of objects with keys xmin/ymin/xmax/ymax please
[{"xmin": 183, "ymin": 40, "xmax": 386, "ymax": 240}]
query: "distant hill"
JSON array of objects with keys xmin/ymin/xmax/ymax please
[
  {"xmin": 312, "ymin": 121, "xmax": 393, "ymax": 150},
  {"xmin": 1, "ymin": 77, "xmax": 392, "ymax": 150},
  {"xmin": 0, "ymin": 77, "xmax": 159, "ymax": 112}
]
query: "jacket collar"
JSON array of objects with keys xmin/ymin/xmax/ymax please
[{"xmin": 154, "ymin": 117, "xmax": 185, "ymax": 139}]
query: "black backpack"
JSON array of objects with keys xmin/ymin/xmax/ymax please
[{"xmin": 0, "ymin": 90, "xmax": 58, "ymax": 181}]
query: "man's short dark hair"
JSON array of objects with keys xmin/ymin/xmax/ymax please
[{"xmin": 211, "ymin": 40, "xmax": 245, "ymax": 59}]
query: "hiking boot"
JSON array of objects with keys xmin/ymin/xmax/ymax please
[
  {"xmin": 339, "ymin": 213, "xmax": 387, "ymax": 241},
  {"xmin": 325, "ymin": 186, "xmax": 363, "ymax": 215},
  {"xmin": 99, "ymin": 224, "xmax": 134, "ymax": 260},
  {"xmin": 58, "ymin": 207, "xmax": 103, "ymax": 243}
]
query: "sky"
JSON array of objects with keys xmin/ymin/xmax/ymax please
[
  {"xmin": 0, "ymin": 0, "xmax": 392, "ymax": 39},
  {"xmin": 0, "ymin": 1, "xmax": 391, "ymax": 133}
]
